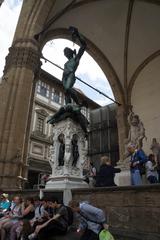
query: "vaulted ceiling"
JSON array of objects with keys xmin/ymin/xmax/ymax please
[{"xmin": 37, "ymin": 0, "xmax": 160, "ymax": 104}]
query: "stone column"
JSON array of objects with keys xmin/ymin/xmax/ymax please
[
  {"xmin": 115, "ymin": 104, "xmax": 131, "ymax": 185},
  {"xmin": 0, "ymin": 40, "xmax": 41, "ymax": 189},
  {"xmin": 0, "ymin": 0, "xmax": 4, "ymax": 7}
]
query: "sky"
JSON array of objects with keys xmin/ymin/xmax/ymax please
[{"xmin": 0, "ymin": 0, "xmax": 114, "ymax": 106}]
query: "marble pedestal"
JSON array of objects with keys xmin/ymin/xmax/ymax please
[
  {"xmin": 115, "ymin": 159, "xmax": 131, "ymax": 186},
  {"xmin": 45, "ymin": 118, "xmax": 89, "ymax": 205}
]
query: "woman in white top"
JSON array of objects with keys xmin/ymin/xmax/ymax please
[{"xmin": 145, "ymin": 154, "xmax": 158, "ymax": 184}]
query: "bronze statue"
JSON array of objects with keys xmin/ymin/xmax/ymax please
[
  {"xmin": 58, "ymin": 134, "xmax": 65, "ymax": 166},
  {"xmin": 47, "ymin": 27, "xmax": 88, "ymax": 135},
  {"xmin": 63, "ymin": 26, "xmax": 86, "ymax": 105},
  {"xmin": 72, "ymin": 134, "xmax": 79, "ymax": 167}
]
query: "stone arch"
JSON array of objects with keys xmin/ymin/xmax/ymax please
[
  {"xmin": 130, "ymin": 55, "xmax": 160, "ymax": 153},
  {"xmin": 127, "ymin": 49, "xmax": 160, "ymax": 105}
]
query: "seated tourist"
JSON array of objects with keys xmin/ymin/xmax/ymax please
[
  {"xmin": 96, "ymin": 156, "xmax": 121, "ymax": 187},
  {"xmin": 145, "ymin": 154, "xmax": 158, "ymax": 184},
  {"xmin": 0, "ymin": 193, "xmax": 10, "ymax": 218},
  {"xmin": 28, "ymin": 197, "xmax": 68, "ymax": 240},
  {"xmin": 31, "ymin": 197, "xmax": 49, "ymax": 229},
  {"xmin": 10, "ymin": 197, "xmax": 35, "ymax": 240},
  {"xmin": 0, "ymin": 195, "xmax": 23, "ymax": 240}
]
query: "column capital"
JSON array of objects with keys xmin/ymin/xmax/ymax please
[{"xmin": 3, "ymin": 44, "xmax": 41, "ymax": 75}]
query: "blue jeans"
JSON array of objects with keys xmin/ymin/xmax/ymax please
[{"xmin": 131, "ymin": 169, "xmax": 142, "ymax": 185}]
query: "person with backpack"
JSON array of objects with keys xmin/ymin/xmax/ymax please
[
  {"xmin": 127, "ymin": 143, "xmax": 147, "ymax": 185},
  {"xmin": 69, "ymin": 200, "xmax": 109, "ymax": 240},
  {"xmin": 28, "ymin": 197, "xmax": 69, "ymax": 240}
]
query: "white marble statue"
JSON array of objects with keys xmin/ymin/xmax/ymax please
[{"xmin": 127, "ymin": 109, "xmax": 146, "ymax": 149}]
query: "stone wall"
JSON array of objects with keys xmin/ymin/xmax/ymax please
[
  {"xmin": 2, "ymin": 185, "xmax": 160, "ymax": 240},
  {"xmin": 72, "ymin": 185, "xmax": 160, "ymax": 240}
]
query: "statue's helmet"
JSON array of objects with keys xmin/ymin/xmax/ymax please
[{"xmin": 64, "ymin": 47, "xmax": 76, "ymax": 59}]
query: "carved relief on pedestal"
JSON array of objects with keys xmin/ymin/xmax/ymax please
[{"xmin": 48, "ymin": 118, "xmax": 87, "ymax": 179}]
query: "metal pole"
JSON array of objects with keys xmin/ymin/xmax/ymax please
[{"xmin": 41, "ymin": 55, "xmax": 121, "ymax": 106}]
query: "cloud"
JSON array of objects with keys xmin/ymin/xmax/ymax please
[
  {"xmin": 42, "ymin": 39, "xmax": 114, "ymax": 106},
  {"xmin": 0, "ymin": 0, "xmax": 22, "ymax": 76}
]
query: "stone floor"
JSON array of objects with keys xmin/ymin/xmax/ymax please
[
  {"xmin": 48, "ymin": 230, "xmax": 81, "ymax": 240},
  {"xmin": 47, "ymin": 230, "xmax": 131, "ymax": 240}
]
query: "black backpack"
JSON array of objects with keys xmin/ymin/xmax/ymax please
[{"xmin": 65, "ymin": 206, "xmax": 74, "ymax": 226}]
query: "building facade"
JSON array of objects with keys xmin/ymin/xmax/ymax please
[
  {"xmin": 26, "ymin": 69, "xmax": 100, "ymax": 189},
  {"xmin": 88, "ymin": 104, "xmax": 119, "ymax": 170}
]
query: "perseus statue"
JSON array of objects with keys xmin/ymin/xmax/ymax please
[
  {"xmin": 63, "ymin": 26, "xmax": 86, "ymax": 105},
  {"xmin": 47, "ymin": 27, "xmax": 89, "ymax": 135}
]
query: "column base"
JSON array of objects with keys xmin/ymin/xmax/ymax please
[
  {"xmin": 115, "ymin": 170, "xmax": 131, "ymax": 186},
  {"xmin": 45, "ymin": 177, "xmax": 89, "ymax": 205}
]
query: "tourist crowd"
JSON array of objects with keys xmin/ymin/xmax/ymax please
[
  {"xmin": 88, "ymin": 148, "xmax": 160, "ymax": 187},
  {"xmin": 0, "ymin": 194, "xmax": 110, "ymax": 240},
  {"xmin": 0, "ymin": 194, "xmax": 70, "ymax": 240}
]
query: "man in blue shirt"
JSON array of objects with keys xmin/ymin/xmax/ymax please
[
  {"xmin": 69, "ymin": 200, "xmax": 108, "ymax": 240},
  {"xmin": 128, "ymin": 144, "xmax": 147, "ymax": 185}
]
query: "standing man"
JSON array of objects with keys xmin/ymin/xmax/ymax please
[
  {"xmin": 69, "ymin": 200, "xmax": 108, "ymax": 240},
  {"xmin": 127, "ymin": 144, "xmax": 147, "ymax": 185}
]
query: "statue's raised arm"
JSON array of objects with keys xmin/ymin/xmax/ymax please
[{"xmin": 69, "ymin": 26, "xmax": 86, "ymax": 63}]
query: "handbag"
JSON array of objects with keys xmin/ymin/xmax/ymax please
[{"xmin": 99, "ymin": 229, "xmax": 115, "ymax": 240}]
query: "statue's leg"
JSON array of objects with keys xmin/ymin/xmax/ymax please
[
  {"xmin": 65, "ymin": 90, "xmax": 72, "ymax": 105},
  {"xmin": 63, "ymin": 74, "xmax": 79, "ymax": 105},
  {"xmin": 47, "ymin": 107, "xmax": 65, "ymax": 123},
  {"xmin": 69, "ymin": 88, "xmax": 80, "ymax": 105}
]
